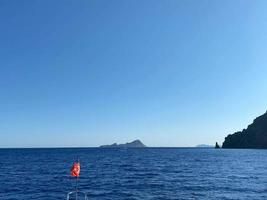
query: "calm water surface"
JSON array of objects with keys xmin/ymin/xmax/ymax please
[{"xmin": 0, "ymin": 148, "xmax": 267, "ymax": 200}]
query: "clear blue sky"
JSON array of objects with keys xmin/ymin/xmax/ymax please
[{"xmin": 1, "ymin": 0, "xmax": 267, "ymax": 147}]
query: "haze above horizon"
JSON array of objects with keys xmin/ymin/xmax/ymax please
[{"xmin": 1, "ymin": 0, "xmax": 267, "ymax": 148}]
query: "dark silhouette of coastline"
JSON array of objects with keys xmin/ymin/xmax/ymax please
[
  {"xmin": 100, "ymin": 140, "xmax": 146, "ymax": 148},
  {"xmin": 223, "ymin": 111, "xmax": 267, "ymax": 149}
]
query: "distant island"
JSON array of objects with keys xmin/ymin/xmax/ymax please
[
  {"xmin": 223, "ymin": 111, "xmax": 267, "ymax": 149},
  {"xmin": 100, "ymin": 140, "xmax": 146, "ymax": 148},
  {"xmin": 195, "ymin": 144, "xmax": 213, "ymax": 148}
]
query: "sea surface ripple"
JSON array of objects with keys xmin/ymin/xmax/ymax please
[{"xmin": 0, "ymin": 148, "xmax": 267, "ymax": 199}]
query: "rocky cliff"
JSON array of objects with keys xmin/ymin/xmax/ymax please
[{"xmin": 222, "ymin": 111, "xmax": 267, "ymax": 148}]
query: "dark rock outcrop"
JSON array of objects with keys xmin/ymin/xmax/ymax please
[
  {"xmin": 100, "ymin": 140, "xmax": 146, "ymax": 148},
  {"xmin": 215, "ymin": 142, "xmax": 220, "ymax": 149},
  {"xmin": 222, "ymin": 111, "xmax": 267, "ymax": 149}
]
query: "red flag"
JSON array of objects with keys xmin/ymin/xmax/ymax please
[{"xmin": 71, "ymin": 162, "xmax": 80, "ymax": 177}]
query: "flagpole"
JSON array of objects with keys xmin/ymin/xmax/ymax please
[
  {"xmin": 75, "ymin": 157, "xmax": 79, "ymax": 200},
  {"xmin": 75, "ymin": 175, "xmax": 78, "ymax": 200},
  {"xmin": 70, "ymin": 157, "xmax": 80, "ymax": 200}
]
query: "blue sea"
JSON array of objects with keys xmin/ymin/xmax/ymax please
[{"xmin": 0, "ymin": 148, "xmax": 267, "ymax": 200}]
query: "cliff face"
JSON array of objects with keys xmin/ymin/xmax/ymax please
[{"xmin": 223, "ymin": 111, "xmax": 267, "ymax": 148}]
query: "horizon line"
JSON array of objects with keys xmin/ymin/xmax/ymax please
[{"xmin": 0, "ymin": 146, "xmax": 211, "ymax": 149}]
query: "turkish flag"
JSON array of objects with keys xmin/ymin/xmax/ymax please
[{"xmin": 71, "ymin": 162, "xmax": 80, "ymax": 177}]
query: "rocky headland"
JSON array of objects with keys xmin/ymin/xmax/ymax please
[{"xmin": 222, "ymin": 111, "xmax": 267, "ymax": 149}]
